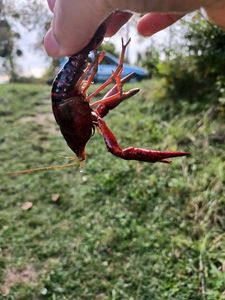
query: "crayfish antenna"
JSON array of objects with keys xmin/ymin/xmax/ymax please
[{"xmin": 7, "ymin": 157, "xmax": 80, "ymax": 176}]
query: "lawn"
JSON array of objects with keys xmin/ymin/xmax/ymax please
[{"xmin": 0, "ymin": 80, "xmax": 224, "ymax": 299}]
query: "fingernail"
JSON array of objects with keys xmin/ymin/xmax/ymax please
[{"xmin": 44, "ymin": 29, "xmax": 61, "ymax": 57}]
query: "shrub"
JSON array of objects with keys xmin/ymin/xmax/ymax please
[{"xmin": 151, "ymin": 17, "xmax": 225, "ymax": 102}]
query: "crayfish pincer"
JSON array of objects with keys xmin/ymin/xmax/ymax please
[{"xmin": 51, "ymin": 24, "xmax": 190, "ymax": 164}]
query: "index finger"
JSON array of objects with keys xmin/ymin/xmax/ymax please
[
  {"xmin": 137, "ymin": 12, "xmax": 184, "ymax": 36},
  {"xmin": 105, "ymin": 11, "xmax": 132, "ymax": 37},
  {"xmin": 112, "ymin": 0, "xmax": 213, "ymax": 13}
]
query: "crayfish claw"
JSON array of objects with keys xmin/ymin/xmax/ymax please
[{"xmin": 160, "ymin": 159, "xmax": 172, "ymax": 164}]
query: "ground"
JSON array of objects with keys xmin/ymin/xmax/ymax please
[{"xmin": 0, "ymin": 81, "xmax": 225, "ymax": 299}]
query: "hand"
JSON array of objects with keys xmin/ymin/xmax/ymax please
[{"xmin": 44, "ymin": 0, "xmax": 225, "ymax": 57}]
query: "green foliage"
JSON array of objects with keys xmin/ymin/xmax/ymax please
[
  {"xmin": 158, "ymin": 55, "xmax": 208, "ymax": 100},
  {"xmin": 186, "ymin": 18, "xmax": 225, "ymax": 70},
  {"xmin": 0, "ymin": 19, "xmax": 22, "ymax": 80},
  {"xmin": 0, "ymin": 0, "xmax": 50, "ymax": 81},
  {"xmin": 0, "ymin": 81, "xmax": 224, "ymax": 299},
  {"xmin": 0, "ymin": 20, "xmax": 13, "ymax": 58},
  {"xmin": 138, "ymin": 48, "xmax": 160, "ymax": 77},
  {"xmin": 99, "ymin": 42, "xmax": 118, "ymax": 57},
  {"xmin": 160, "ymin": 18, "xmax": 225, "ymax": 101}
]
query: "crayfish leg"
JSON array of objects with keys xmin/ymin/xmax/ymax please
[
  {"xmin": 90, "ymin": 72, "xmax": 140, "ymax": 117},
  {"xmin": 102, "ymin": 72, "xmax": 137, "ymax": 99},
  {"xmin": 82, "ymin": 51, "xmax": 106, "ymax": 96},
  {"xmin": 96, "ymin": 116, "xmax": 190, "ymax": 163},
  {"xmin": 87, "ymin": 38, "xmax": 131, "ymax": 102},
  {"xmin": 92, "ymin": 88, "xmax": 139, "ymax": 118}
]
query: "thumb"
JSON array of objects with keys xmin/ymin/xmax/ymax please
[{"xmin": 44, "ymin": 0, "xmax": 112, "ymax": 57}]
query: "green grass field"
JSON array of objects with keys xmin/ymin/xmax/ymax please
[{"xmin": 0, "ymin": 81, "xmax": 224, "ymax": 299}]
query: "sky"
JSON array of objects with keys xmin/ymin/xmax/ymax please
[{"xmin": 17, "ymin": 25, "xmax": 49, "ymax": 77}]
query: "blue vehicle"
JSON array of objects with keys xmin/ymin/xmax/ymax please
[
  {"xmin": 58, "ymin": 52, "xmax": 149, "ymax": 83},
  {"xmin": 89, "ymin": 52, "xmax": 149, "ymax": 83}
]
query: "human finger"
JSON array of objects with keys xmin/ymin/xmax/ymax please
[
  {"xmin": 111, "ymin": 0, "xmax": 213, "ymax": 13},
  {"xmin": 105, "ymin": 11, "xmax": 132, "ymax": 37},
  {"xmin": 137, "ymin": 12, "xmax": 184, "ymax": 36},
  {"xmin": 44, "ymin": 0, "xmax": 112, "ymax": 57},
  {"xmin": 47, "ymin": 0, "xmax": 56, "ymax": 12},
  {"xmin": 205, "ymin": 1, "xmax": 225, "ymax": 28}
]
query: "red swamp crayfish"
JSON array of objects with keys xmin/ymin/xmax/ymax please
[
  {"xmin": 51, "ymin": 23, "xmax": 190, "ymax": 166},
  {"xmin": 10, "ymin": 24, "xmax": 190, "ymax": 175}
]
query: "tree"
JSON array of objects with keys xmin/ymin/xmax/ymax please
[
  {"xmin": 160, "ymin": 16, "xmax": 225, "ymax": 101},
  {"xmin": 185, "ymin": 17, "xmax": 225, "ymax": 89},
  {"xmin": 99, "ymin": 42, "xmax": 118, "ymax": 57},
  {"xmin": 0, "ymin": 0, "xmax": 50, "ymax": 80},
  {"xmin": 139, "ymin": 48, "xmax": 160, "ymax": 77},
  {"xmin": 0, "ymin": 19, "xmax": 22, "ymax": 80}
]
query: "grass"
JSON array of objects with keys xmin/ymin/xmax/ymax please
[{"xmin": 0, "ymin": 80, "xmax": 224, "ymax": 299}]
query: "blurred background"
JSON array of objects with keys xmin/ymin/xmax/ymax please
[{"xmin": 0, "ymin": 1, "xmax": 225, "ymax": 299}]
